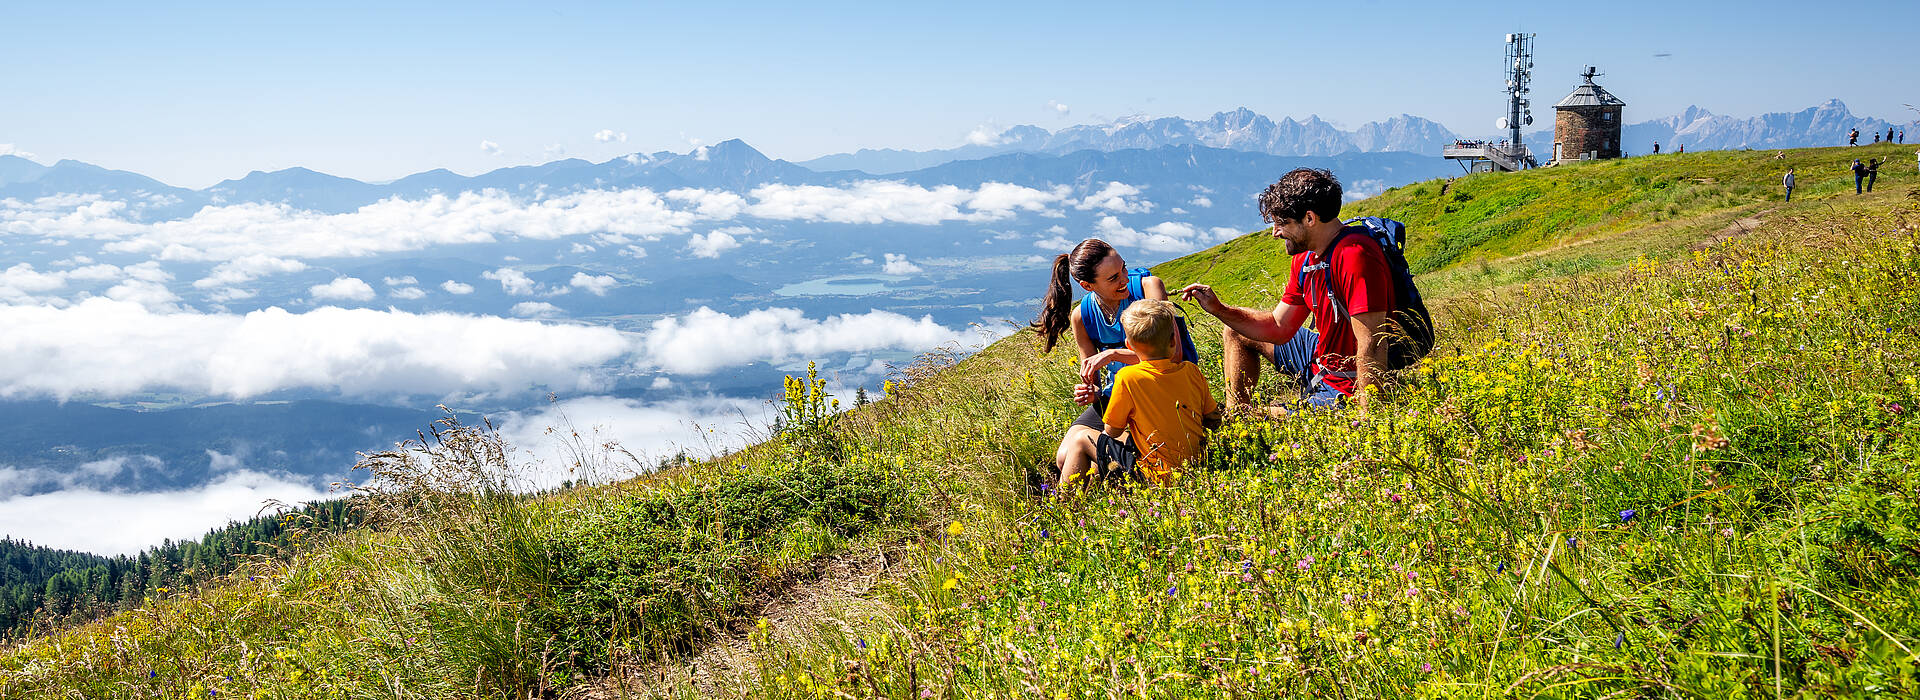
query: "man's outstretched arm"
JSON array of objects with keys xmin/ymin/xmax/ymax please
[{"xmin": 1176, "ymin": 283, "xmax": 1306, "ymax": 344}]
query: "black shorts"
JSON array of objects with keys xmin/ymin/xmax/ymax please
[{"xmin": 1070, "ymin": 397, "xmax": 1109, "ymax": 432}]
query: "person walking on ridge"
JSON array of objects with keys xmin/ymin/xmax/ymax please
[
  {"xmin": 1783, "ymin": 168, "xmax": 1795, "ymax": 203},
  {"xmin": 1874, "ymin": 131, "xmax": 1882, "ymax": 144},
  {"xmin": 1652, "ymin": 141, "xmax": 1660, "ymax": 155},
  {"xmin": 1849, "ymin": 128, "xmax": 1860, "ymax": 146},
  {"xmin": 1851, "ymin": 158, "xmax": 1867, "ymax": 194},
  {"xmin": 1890, "ymin": 128, "xmax": 1897, "ymax": 143},
  {"xmin": 1866, "ymin": 158, "xmax": 1881, "ymax": 192}
]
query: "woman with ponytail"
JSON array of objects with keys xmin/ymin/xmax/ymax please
[{"xmin": 1029, "ymin": 238, "xmax": 1175, "ymax": 491}]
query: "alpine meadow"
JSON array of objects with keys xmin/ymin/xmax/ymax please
[{"xmin": 3, "ymin": 140, "xmax": 1917, "ymax": 698}]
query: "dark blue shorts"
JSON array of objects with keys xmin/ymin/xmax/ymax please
[{"xmin": 1268, "ymin": 329, "xmax": 1347, "ymax": 408}]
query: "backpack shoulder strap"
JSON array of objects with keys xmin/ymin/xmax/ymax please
[{"xmin": 1126, "ymin": 267, "xmax": 1150, "ymax": 300}]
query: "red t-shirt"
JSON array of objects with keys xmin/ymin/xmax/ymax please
[{"xmin": 1280, "ymin": 228, "xmax": 1395, "ymax": 395}]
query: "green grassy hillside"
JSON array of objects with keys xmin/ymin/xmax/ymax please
[{"xmin": 4, "ymin": 143, "xmax": 1917, "ymax": 699}]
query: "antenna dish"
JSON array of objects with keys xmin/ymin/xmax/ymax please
[{"xmin": 1496, "ymin": 117, "xmax": 1510, "ymax": 130}]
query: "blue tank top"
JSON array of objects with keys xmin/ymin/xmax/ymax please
[{"xmin": 1076, "ymin": 267, "xmax": 1149, "ymax": 396}]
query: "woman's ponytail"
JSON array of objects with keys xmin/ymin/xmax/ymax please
[
  {"xmin": 1028, "ymin": 238, "xmax": 1116, "ymax": 353},
  {"xmin": 1030, "ymin": 253, "xmax": 1074, "ymax": 352}
]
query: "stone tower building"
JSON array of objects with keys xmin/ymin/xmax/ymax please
[{"xmin": 1552, "ymin": 67, "xmax": 1625, "ymax": 163}]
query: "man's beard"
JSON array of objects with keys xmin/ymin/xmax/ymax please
[{"xmin": 1284, "ymin": 236, "xmax": 1306, "ymax": 256}]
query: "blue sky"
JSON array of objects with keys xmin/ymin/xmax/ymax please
[{"xmin": 3, "ymin": 0, "xmax": 1913, "ymax": 187}]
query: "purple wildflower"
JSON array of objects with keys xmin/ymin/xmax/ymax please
[{"xmin": 1620, "ymin": 509, "xmax": 1636, "ymax": 523}]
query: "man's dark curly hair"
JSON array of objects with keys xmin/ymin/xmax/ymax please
[{"xmin": 1257, "ymin": 168, "xmax": 1343, "ymax": 224}]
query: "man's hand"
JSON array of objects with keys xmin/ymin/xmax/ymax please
[{"xmin": 1175, "ymin": 283, "xmax": 1224, "ymax": 315}]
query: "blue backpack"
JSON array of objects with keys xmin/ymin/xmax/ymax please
[
  {"xmin": 1077, "ymin": 267, "xmax": 1202, "ymax": 395},
  {"xmin": 1292, "ymin": 217, "xmax": 1435, "ymax": 372}
]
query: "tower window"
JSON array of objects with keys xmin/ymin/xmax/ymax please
[{"xmin": 1603, "ymin": 112, "xmax": 1613, "ymax": 121}]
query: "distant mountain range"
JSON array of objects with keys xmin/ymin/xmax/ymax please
[
  {"xmin": 0, "ymin": 101, "xmax": 1901, "ymax": 219},
  {"xmin": 0, "ymin": 138, "xmax": 1452, "ymax": 221},
  {"xmin": 808, "ymin": 101, "xmax": 1905, "ymax": 174},
  {"xmin": 799, "ymin": 109, "xmax": 1459, "ymax": 174}
]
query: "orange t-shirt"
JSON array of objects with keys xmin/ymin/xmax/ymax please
[{"xmin": 1102, "ymin": 358, "xmax": 1217, "ymax": 484}]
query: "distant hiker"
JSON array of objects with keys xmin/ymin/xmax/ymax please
[
  {"xmin": 1866, "ymin": 158, "xmax": 1882, "ymax": 192},
  {"xmin": 1849, "ymin": 128, "xmax": 1860, "ymax": 146},
  {"xmin": 1677, "ymin": 144, "xmax": 1685, "ymax": 154},
  {"xmin": 1180, "ymin": 168, "xmax": 1431, "ymax": 416},
  {"xmin": 1900, "ymin": 129, "xmax": 1906, "ymax": 144},
  {"xmin": 1874, "ymin": 131, "xmax": 1882, "ymax": 144},
  {"xmin": 1653, "ymin": 141, "xmax": 1660, "ymax": 155},
  {"xmin": 1890, "ymin": 128, "xmax": 1897, "ymax": 143},
  {"xmin": 1030, "ymin": 238, "xmax": 1182, "ymax": 490},
  {"xmin": 1852, "ymin": 158, "xmax": 1867, "ymax": 193},
  {"xmin": 1783, "ymin": 168, "xmax": 1795, "ymax": 203},
  {"xmin": 1064, "ymin": 299, "xmax": 1220, "ymax": 489}
]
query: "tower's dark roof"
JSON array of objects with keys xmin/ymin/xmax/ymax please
[{"xmin": 1555, "ymin": 81, "xmax": 1626, "ymax": 108}]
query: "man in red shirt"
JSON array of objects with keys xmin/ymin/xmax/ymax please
[{"xmin": 1178, "ymin": 168, "xmax": 1394, "ymax": 415}]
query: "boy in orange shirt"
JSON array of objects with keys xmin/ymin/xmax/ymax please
[{"xmin": 1061, "ymin": 299, "xmax": 1220, "ymax": 489}]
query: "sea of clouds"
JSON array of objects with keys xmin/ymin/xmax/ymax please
[{"xmin": 0, "ymin": 176, "xmax": 1224, "ymax": 554}]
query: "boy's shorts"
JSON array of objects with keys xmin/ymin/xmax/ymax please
[
  {"xmin": 1269, "ymin": 329, "xmax": 1347, "ymax": 408},
  {"xmin": 1091, "ymin": 432, "xmax": 1143, "ymax": 482}
]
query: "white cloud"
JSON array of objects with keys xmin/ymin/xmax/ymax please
[
  {"xmin": 0, "ymin": 298, "xmax": 633, "ymax": 401},
  {"xmin": 745, "ymin": 181, "xmax": 1068, "ymax": 225},
  {"xmin": 620, "ymin": 245, "xmax": 648, "ymax": 258},
  {"xmin": 1189, "ymin": 196, "xmax": 1213, "ymax": 208},
  {"xmin": 1047, "ymin": 100, "xmax": 1071, "ymax": 116},
  {"xmin": 480, "ymin": 140, "xmax": 502, "ymax": 156},
  {"xmin": 1033, "ymin": 236, "xmax": 1073, "ymax": 250},
  {"xmin": 966, "ymin": 124, "xmax": 1008, "ymax": 146},
  {"xmin": 0, "ymin": 470, "xmax": 333, "ymax": 556},
  {"xmin": 569, "ymin": 242, "xmax": 595, "ymax": 254},
  {"xmin": 1089, "ymin": 216, "xmax": 1232, "ymax": 255},
  {"xmin": 383, "ymin": 275, "xmax": 418, "ymax": 286},
  {"xmin": 665, "ymin": 189, "xmax": 748, "ymax": 219},
  {"xmin": 0, "ymin": 298, "xmax": 974, "ymax": 402},
  {"xmin": 636, "ymin": 307, "xmax": 965, "ymax": 375},
  {"xmin": 593, "ymin": 129, "xmax": 628, "ymax": 143},
  {"xmin": 649, "ymin": 377, "xmax": 673, "ymax": 390},
  {"xmin": 2, "ymin": 182, "xmax": 1080, "ymax": 265},
  {"xmin": 881, "ymin": 253, "xmax": 923, "ymax": 275},
  {"xmin": 1076, "ymin": 182, "xmax": 1155, "ymax": 214},
  {"xmin": 0, "ymin": 144, "xmax": 38, "ymax": 159},
  {"xmin": 569, "ymin": 272, "xmax": 617, "ymax": 296},
  {"xmin": 693, "ymin": 146, "xmax": 710, "ymax": 161},
  {"xmin": 511, "ymin": 301, "xmax": 562, "ymax": 318},
  {"xmin": 0, "ymin": 189, "xmax": 705, "ymax": 262},
  {"xmin": 494, "ymin": 395, "xmax": 769, "ymax": 489},
  {"xmin": 309, "ymin": 276, "xmax": 376, "ymax": 302},
  {"xmin": 686, "ymin": 228, "xmax": 743, "ymax": 258},
  {"xmin": 441, "ymin": 280, "xmax": 475, "ymax": 295},
  {"xmin": 483, "ymin": 268, "xmax": 538, "ymax": 295},
  {"xmin": 389, "ymin": 286, "xmax": 427, "ymax": 300},
  {"xmin": 193, "ymin": 255, "xmax": 308, "ymax": 289},
  {"xmin": 104, "ymin": 263, "xmax": 180, "ymax": 310},
  {"xmin": 543, "ymin": 144, "xmax": 567, "ymax": 159}
]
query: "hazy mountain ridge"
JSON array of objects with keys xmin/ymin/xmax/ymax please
[
  {"xmin": 0, "ymin": 101, "xmax": 1898, "ymax": 215},
  {"xmin": 808, "ymin": 101, "xmax": 1904, "ymax": 173}
]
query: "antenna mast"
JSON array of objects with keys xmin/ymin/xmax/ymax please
[{"xmin": 1504, "ymin": 32, "xmax": 1535, "ymax": 149}]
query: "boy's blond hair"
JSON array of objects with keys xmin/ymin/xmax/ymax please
[{"xmin": 1121, "ymin": 299, "xmax": 1176, "ymax": 357}]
